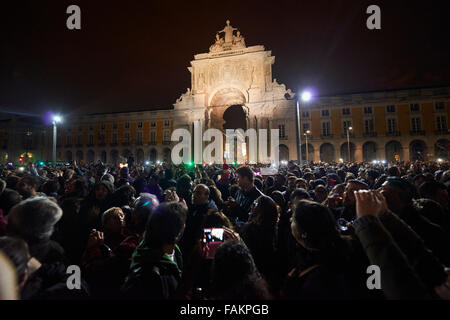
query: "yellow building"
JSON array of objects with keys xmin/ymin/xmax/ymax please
[
  {"xmin": 57, "ymin": 109, "xmax": 174, "ymax": 164},
  {"xmin": 55, "ymin": 86, "xmax": 450, "ymax": 164},
  {"xmin": 298, "ymin": 86, "xmax": 450, "ymax": 162}
]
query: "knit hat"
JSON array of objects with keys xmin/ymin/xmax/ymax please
[{"xmin": 101, "ymin": 173, "xmax": 115, "ymax": 185}]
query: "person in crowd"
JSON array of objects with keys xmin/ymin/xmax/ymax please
[
  {"xmin": 0, "ymin": 236, "xmax": 89, "ymax": 299},
  {"xmin": 0, "ymin": 188, "xmax": 22, "ymax": 217},
  {"xmin": 210, "ymin": 240, "xmax": 272, "ymax": 300},
  {"xmin": 0, "ymin": 159, "xmax": 449, "ymax": 301},
  {"xmin": 122, "ymin": 202, "xmax": 187, "ymax": 299},
  {"xmin": 16, "ymin": 175, "xmax": 44, "ymax": 199},
  {"xmin": 240, "ymin": 195, "xmax": 279, "ymax": 291},
  {"xmin": 225, "ymin": 166, "xmax": 263, "ymax": 223},
  {"xmin": 7, "ymin": 197, "xmax": 66, "ymax": 265},
  {"xmin": 283, "ymin": 200, "xmax": 374, "ymax": 299},
  {"xmin": 80, "ymin": 180, "xmax": 115, "ymax": 233},
  {"xmin": 160, "ymin": 168, "xmax": 177, "ymax": 191},
  {"xmin": 332, "ymin": 180, "xmax": 369, "ymax": 222},
  {"xmin": 180, "ymin": 184, "xmax": 218, "ymax": 263},
  {"xmin": 379, "ymin": 177, "xmax": 450, "ymax": 266},
  {"xmin": 144, "ymin": 174, "xmax": 164, "ymax": 203},
  {"xmin": 419, "ymin": 181, "xmax": 449, "ymax": 209}
]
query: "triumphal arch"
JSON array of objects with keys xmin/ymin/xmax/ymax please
[{"xmin": 171, "ymin": 20, "xmax": 297, "ymax": 162}]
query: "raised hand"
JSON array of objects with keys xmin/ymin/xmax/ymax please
[{"xmin": 355, "ymin": 190, "xmax": 388, "ymax": 218}]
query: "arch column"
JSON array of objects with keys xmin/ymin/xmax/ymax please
[
  {"xmin": 376, "ymin": 144, "xmax": 385, "ymax": 161},
  {"xmin": 314, "ymin": 147, "xmax": 321, "ymax": 163},
  {"xmin": 355, "ymin": 145, "xmax": 363, "ymax": 162},
  {"xmin": 402, "ymin": 146, "xmax": 410, "ymax": 162}
]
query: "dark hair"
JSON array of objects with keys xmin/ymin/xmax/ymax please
[
  {"xmin": 208, "ymin": 185, "xmax": 223, "ymax": 210},
  {"xmin": 236, "ymin": 166, "xmax": 254, "ymax": 183},
  {"xmin": 250, "ymin": 196, "xmax": 278, "ymax": 231},
  {"xmin": 21, "ymin": 175, "xmax": 40, "ymax": 189},
  {"xmin": 42, "ymin": 180, "xmax": 60, "ymax": 196},
  {"xmin": 290, "ymin": 188, "xmax": 311, "ymax": 202},
  {"xmin": 419, "ymin": 181, "xmax": 446, "ymax": 199},
  {"xmin": 413, "ymin": 198, "xmax": 446, "ymax": 227},
  {"xmin": 0, "ymin": 236, "xmax": 30, "ymax": 279},
  {"xmin": 144, "ymin": 202, "xmax": 187, "ymax": 248},
  {"xmin": 254, "ymin": 178, "xmax": 263, "ymax": 191},
  {"xmin": 203, "ymin": 211, "xmax": 233, "ymax": 229},
  {"xmin": 347, "ymin": 179, "xmax": 369, "ymax": 190},
  {"xmin": 387, "ymin": 166, "xmax": 400, "ymax": 177},
  {"xmin": 385, "ymin": 177, "xmax": 416, "ymax": 204},
  {"xmin": 0, "ymin": 188, "xmax": 22, "ymax": 216},
  {"xmin": 229, "ymin": 184, "xmax": 240, "ymax": 199},
  {"xmin": 6, "ymin": 175, "xmax": 20, "ymax": 190},
  {"xmin": 293, "ymin": 200, "xmax": 339, "ymax": 250},
  {"xmin": 211, "ymin": 240, "xmax": 271, "ymax": 300},
  {"xmin": 150, "ymin": 174, "xmax": 159, "ymax": 183},
  {"xmin": 111, "ymin": 184, "xmax": 136, "ymax": 207}
]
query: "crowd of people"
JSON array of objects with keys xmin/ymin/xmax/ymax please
[{"xmin": 0, "ymin": 158, "xmax": 450, "ymax": 300}]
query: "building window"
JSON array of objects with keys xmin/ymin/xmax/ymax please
[
  {"xmin": 89, "ymin": 135, "xmax": 93, "ymax": 145},
  {"xmin": 112, "ymin": 133, "xmax": 117, "ymax": 144},
  {"xmin": 343, "ymin": 120, "xmax": 352, "ymax": 133},
  {"xmin": 364, "ymin": 106, "xmax": 373, "ymax": 114},
  {"xmin": 410, "ymin": 103, "xmax": 420, "ymax": 112},
  {"xmin": 66, "ymin": 136, "xmax": 72, "ymax": 145},
  {"xmin": 322, "ymin": 122, "xmax": 331, "ymax": 136},
  {"xmin": 321, "ymin": 109, "xmax": 329, "ymax": 117},
  {"xmin": 364, "ymin": 119, "xmax": 374, "ymax": 133},
  {"xmin": 78, "ymin": 126, "xmax": 83, "ymax": 131},
  {"xmin": 151, "ymin": 121, "xmax": 156, "ymax": 127},
  {"xmin": 77, "ymin": 135, "xmax": 82, "ymax": 145},
  {"xmin": 437, "ymin": 115, "xmax": 447, "ymax": 131},
  {"xmin": 386, "ymin": 105, "xmax": 396, "ymax": 113},
  {"xmin": 101, "ymin": 123, "xmax": 105, "ymax": 130},
  {"xmin": 278, "ymin": 124, "xmax": 286, "ymax": 138},
  {"xmin": 137, "ymin": 131, "xmax": 143, "ymax": 144},
  {"xmin": 138, "ymin": 122, "xmax": 143, "ymax": 129},
  {"xmin": 125, "ymin": 122, "xmax": 130, "ymax": 129},
  {"xmin": 150, "ymin": 131, "xmax": 156, "ymax": 143},
  {"xmin": 436, "ymin": 102, "xmax": 445, "ymax": 111},
  {"xmin": 124, "ymin": 132, "xmax": 130, "ymax": 143},
  {"xmin": 89, "ymin": 125, "xmax": 93, "ymax": 131},
  {"xmin": 164, "ymin": 120, "xmax": 170, "ymax": 127},
  {"xmin": 113, "ymin": 123, "xmax": 117, "ymax": 129},
  {"xmin": 342, "ymin": 108, "xmax": 351, "ymax": 116},
  {"xmin": 387, "ymin": 118, "xmax": 397, "ymax": 133},
  {"xmin": 99, "ymin": 134, "xmax": 105, "ymax": 144},
  {"xmin": 411, "ymin": 117, "xmax": 422, "ymax": 132},
  {"xmin": 163, "ymin": 130, "xmax": 170, "ymax": 142},
  {"xmin": 301, "ymin": 111, "xmax": 310, "ymax": 118},
  {"xmin": 302, "ymin": 123, "xmax": 310, "ymax": 133}
]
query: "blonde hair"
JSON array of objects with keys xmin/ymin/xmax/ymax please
[{"xmin": 102, "ymin": 207, "xmax": 124, "ymax": 226}]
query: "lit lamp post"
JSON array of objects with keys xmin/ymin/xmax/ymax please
[
  {"xmin": 52, "ymin": 115, "xmax": 62, "ymax": 165},
  {"xmin": 295, "ymin": 90, "xmax": 312, "ymax": 165},
  {"xmin": 304, "ymin": 130, "xmax": 311, "ymax": 163},
  {"xmin": 347, "ymin": 126, "xmax": 353, "ymax": 162}
]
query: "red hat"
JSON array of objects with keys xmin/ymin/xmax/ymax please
[{"xmin": 223, "ymin": 164, "xmax": 230, "ymax": 170}]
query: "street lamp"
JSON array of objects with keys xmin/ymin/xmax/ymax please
[
  {"xmin": 304, "ymin": 130, "xmax": 311, "ymax": 163},
  {"xmin": 347, "ymin": 126, "xmax": 353, "ymax": 162},
  {"xmin": 52, "ymin": 115, "xmax": 62, "ymax": 165},
  {"xmin": 295, "ymin": 90, "xmax": 313, "ymax": 165}
]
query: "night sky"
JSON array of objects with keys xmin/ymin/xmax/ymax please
[{"xmin": 1, "ymin": 0, "xmax": 449, "ymax": 118}]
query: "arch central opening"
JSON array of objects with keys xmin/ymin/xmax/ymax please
[{"xmin": 223, "ymin": 105, "xmax": 247, "ymax": 131}]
